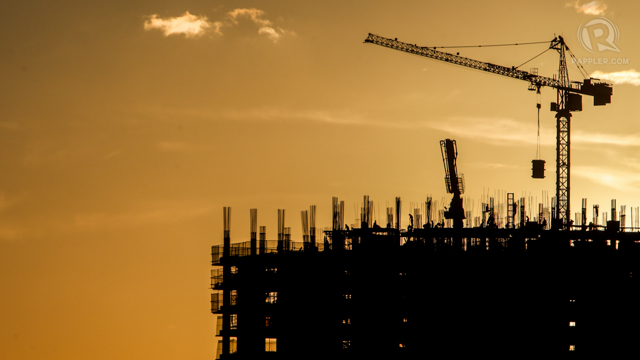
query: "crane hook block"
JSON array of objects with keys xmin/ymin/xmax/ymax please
[{"xmin": 532, "ymin": 159, "xmax": 545, "ymax": 179}]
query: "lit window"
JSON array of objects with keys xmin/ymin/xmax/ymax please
[
  {"xmin": 399, "ymin": 343, "xmax": 405, "ymax": 348},
  {"xmin": 569, "ymin": 345, "xmax": 576, "ymax": 351},
  {"xmin": 342, "ymin": 318, "xmax": 351, "ymax": 325},
  {"xmin": 569, "ymin": 299, "xmax": 575, "ymax": 303},
  {"xmin": 344, "ymin": 294, "xmax": 352, "ymax": 299},
  {"xmin": 266, "ymin": 292, "xmax": 278, "ymax": 304},
  {"xmin": 403, "ymin": 318, "xmax": 408, "ymax": 323},
  {"xmin": 230, "ymin": 290, "xmax": 238, "ymax": 306},
  {"xmin": 342, "ymin": 340, "xmax": 351, "ymax": 349},
  {"xmin": 266, "ymin": 267, "xmax": 277, "ymax": 273},
  {"xmin": 265, "ymin": 338, "xmax": 277, "ymax": 352},
  {"xmin": 569, "ymin": 321, "xmax": 576, "ymax": 327},
  {"xmin": 265, "ymin": 316, "xmax": 272, "ymax": 327},
  {"xmin": 230, "ymin": 337, "xmax": 238, "ymax": 354}
]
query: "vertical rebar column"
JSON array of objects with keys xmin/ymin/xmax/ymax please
[
  {"xmin": 593, "ymin": 205, "xmax": 599, "ymax": 226},
  {"xmin": 259, "ymin": 226, "xmax": 266, "ymax": 254},
  {"xmin": 284, "ymin": 227, "xmax": 291, "ymax": 251},
  {"xmin": 520, "ymin": 197, "xmax": 526, "ymax": 227},
  {"xmin": 278, "ymin": 209, "xmax": 285, "ymax": 253},
  {"xmin": 301, "ymin": 210, "xmax": 309, "ymax": 249},
  {"xmin": 340, "ymin": 201, "xmax": 345, "ymax": 230},
  {"xmin": 224, "ymin": 207, "xmax": 231, "ymax": 256},
  {"xmin": 250, "ymin": 209, "xmax": 257, "ymax": 256},
  {"xmin": 621, "ymin": 205, "xmax": 627, "ymax": 231},
  {"xmin": 331, "ymin": 197, "xmax": 345, "ymax": 251},
  {"xmin": 361, "ymin": 195, "xmax": 369, "ymax": 228},
  {"xmin": 490, "ymin": 197, "xmax": 495, "ymax": 227},
  {"xmin": 309, "ymin": 205, "xmax": 316, "ymax": 249},
  {"xmin": 395, "ymin": 197, "xmax": 402, "ymax": 231},
  {"xmin": 507, "ymin": 193, "xmax": 514, "ymax": 229},
  {"xmin": 222, "ymin": 207, "xmax": 231, "ymax": 357},
  {"xmin": 332, "ymin": 197, "xmax": 339, "ymax": 231},
  {"xmin": 611, "ymin": 199, "xmax": 617, "ymax": 221},
  {"xmin": 386, "ymin": 207, "xmax": 393, "ymax": 228},
  {"xmin": 538, "ymin": 203, "xmax": 544, "ymax": 226},
  {"xmin": 414, "ymin": 208, "xmax": 422, "ymax": 228},
  {"xmin": 581, "ymin": 199, "xmax": 587, "ymax": 229},
  {"xmin": 551, "ymin": 196, "xmax": 557, "ymax": 228}
]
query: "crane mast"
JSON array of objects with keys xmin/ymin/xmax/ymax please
[
  {"xmin": 554, "ymin": 39, "xmax": 571, "ymax": 228},
  {"xmin": 365, "ymin": 33, "xmax": 612, "ymax": 228}
]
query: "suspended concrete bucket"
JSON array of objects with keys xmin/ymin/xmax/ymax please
[{"xmin": 531, "ymin": 159, "xmax": 545, "ymax": 179}]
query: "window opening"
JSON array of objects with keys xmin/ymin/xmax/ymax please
[
  {"xmin": 265, "ymin": 338, "xmax": 277, "ymax": 352},
  {"xmin": 266, "ymin": 292, "xmax": 278, "ymax": 304},
  {"xmin": 230, "ymin": 314, "xmax": 238, "ymax": 330}
]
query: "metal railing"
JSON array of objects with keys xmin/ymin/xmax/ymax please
[
  {"xmin": 211, "ymin": 239, "xmax": 331, "ymax": 263},
  {"xmin": 211, "ymin": 292, "xmax": 222, "ymax": 313},
  {"xmin": 211, "ymin": 269, "xmax": 224, "ymax": 289}
]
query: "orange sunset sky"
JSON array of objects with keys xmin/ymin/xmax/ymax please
[{"xmin": 2, "ymin": 1, "xmax": 640, "ymax": 359}]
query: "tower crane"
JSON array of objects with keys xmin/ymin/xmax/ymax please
[{"xmin": 364, "ymin": 33, "xmax": 613, "ymax": 228}]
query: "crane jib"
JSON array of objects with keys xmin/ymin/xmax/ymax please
[{"xmin": 364, "ymin": 33, "xmax": 611, "ymax": 105}]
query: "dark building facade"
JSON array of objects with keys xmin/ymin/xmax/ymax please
[{"xmin": 211, "ymin": 206, "xmax": 640, "ymax": 359}]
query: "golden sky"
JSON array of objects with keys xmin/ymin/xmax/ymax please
[{"xmin": 2, "ymin": 1, "xmax": 640, "ymax": 359}]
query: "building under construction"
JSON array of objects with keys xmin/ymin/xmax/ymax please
[
  {"xmin": 210, "ymin": 33, "xmax": 631, "ymax": 358},
  {"xmin": 211, "ymin": 195, "xmax": 640, "ymax": 359}
]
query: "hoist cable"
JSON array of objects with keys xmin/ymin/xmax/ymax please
[{"xmin": 536, "ymin": 89, "xmax": 542, "ymax": 160}]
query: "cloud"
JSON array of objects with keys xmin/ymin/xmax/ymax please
[
  {"xmin": 258, "ymin": 27, "xmax": 280, "ymax": 42},
  {"xmin": 144, "ymin": 11, "xmax": 214, "ymax": 38},
  {"xmin": 573, "ymin": 166, "xmax": 640, "ymax": 192},
  {"xmin": 227, "ymin": 8, "xmax": 271, "ymax": 27},
  {"xmin": 591, "ymin": 70, "xmax": 640, "ymax": 86},
  {"xmin": 573, "ymin": 130, "xmax": 640, "ymax": 146},
  {"xmin": 144, "ymin": 8, "xmax": 293, "ymax": 42},
  {"xmin": 426, "ymin": 116, "xmax": 640, "ymax": 148},
  {"xmin": 427, "ymin": 117, "xmax": 554, "ymax": 146},
  {"xmin": 569, "ymin": 1, "xmax": 607, "ymax": 15},
  {"xmin": 225, "ymin": 8, "xmax": 291, "ymax": 42}
]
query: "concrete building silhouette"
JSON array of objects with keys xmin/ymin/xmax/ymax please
[{"xmin": 211, "ymin": 200, "xmax": 640, "ymax": 359}]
